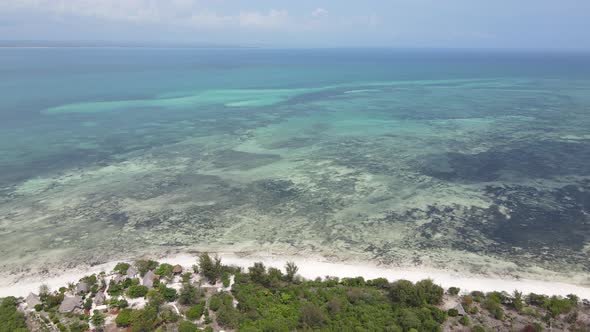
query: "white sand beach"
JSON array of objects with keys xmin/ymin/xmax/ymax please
[{"xmin": 1, "ymin": 252, "xmax": 590, "ymax": 299}]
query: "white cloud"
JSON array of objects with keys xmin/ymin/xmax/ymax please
[
  {"xmin": 311, "ymin": 8, "xmax": 327, "ymax": 18},
  {"xmin": 239, "ymin": 10, "xmax": 288, "ymax": 28},
  {"xmin": 1, "ymin": 0, "xmax": 289, "ymax": 30}
]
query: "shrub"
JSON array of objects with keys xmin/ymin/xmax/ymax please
[
  {"xmin": 127, "ymin": 285, "xmax": 149, "ymax": 298},
  {"xmin": 115, "ymin": 308, "xmax": 132, "ymax": 327},
  {"xmin": 448, "ymin": 287, "xmax": 460, "ymax": 296},
  {"xmin": 158, "ymin": 284, "xmax": 178, "ymax": 302},
  {"xmin": 91, "ymin": 310, "xmax": 105, "ymax": 327},
  {"xmin": 178, "ymin": 321, "xmax": 199, "ymax": 332},
  {"xmin": 459, "ymin": 315, "xmax": 470, "ymax": 326},
  {"xmin": 0, "ymin": 297, "xmax": 27, "ymax": 332},
  {"xmin": 135, "ymin": 260, "xmax": 159, "ymax": 277},
  {"xmin": 472, "ymin": 325, "xmax": 486, "ymax": 332},
  {"xmin": 186, "ymin": 302, "xmax": 205, "ymax": 320},
  {"xmin": 300, "ymin": 303, "xmax": 326, "ymax": 328},
  {"xmin": 415, "ymin": 279, "xmax": 444, "ymax": 305},
  {"xmin": 209, "ymin": 296, "xmax": 222, "ymax": 311},
  {"xmin": 216, "ymin": 303, "xmax": 240, "ymax": 328},
  {"xmin": 130, "ymin": 307, "xmax": 158, "ymax": 331},
  {"xmin": 113, "ymin": 262, "xmax": 130, "ymax": 275},
  {"xmin": 390, "ymin": 280, "xmax": 418, "ymax": 307},
  {"xmin": 545, "ymin": 296, "xmax": 577, "ymax": 317},
  {"xmin": 221, "ymin": 272, "xmax": 231, "ymax": 288},
  {"xmin": 155, "ymin": 263, "xmax": 174, "ymax": 279},
  {"xmin": 448, "ymin": 308, "xmax": 459, "ymax": 317}
]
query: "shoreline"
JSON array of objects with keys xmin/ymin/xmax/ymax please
[{"xmin": 1, "ymin": 252, "xmax": 590, "ymax": 299}]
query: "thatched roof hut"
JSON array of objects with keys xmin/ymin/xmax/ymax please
[
  {"xmin": 58, "ymin": 296, "xmax": 82, "ymax": 313},
  {"xmin": 26, "ymin": 293, "xmax": 41, "ymax": 308},
  {"xmin": 76, "ymin": 282, "xmax": 89, "ymax": 294},
  {"xmin": 172, "ymin": 265, "xmax": 183, "ymax": 275},
  {"xmin": 143, "ymin": 270, "xmax": 157, "ymax": 288},
  {"xmin": 94, "ymin": 291, "xmax": 106, "ymax": 306},
  {"xmin": 127, "ymin": 266, "xmax": 138, "ymax": 278}
]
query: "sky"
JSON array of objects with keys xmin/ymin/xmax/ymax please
[{"xmin": 0, "ymin": 0, "xmax": 589, "ymax": 49}]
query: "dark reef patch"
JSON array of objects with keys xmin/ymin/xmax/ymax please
[
  {"xmin": 483, "ymin": 182, "xmax": 590, "ymax": 250},
  {"xmin": 419, "ymin": 141, "xmax": 590, "ymax": 182}
]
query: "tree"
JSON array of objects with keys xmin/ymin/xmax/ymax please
[
  {"xmin": 248, "ymin": 262, "xmax": 267, "ymax": 285},
  {"xmin": 178, "ymin": 282, "xmax": 202, "ymax": 305},
  {"xmin": 447, "ymin": 287, "xmax": 460, "ymax": 296},
  {"xmin": 513, "ymin": 290, "xmax": 524, "ymax": 311},
  {"xmin": 199, "ymin": 253, "xmax": 222, "ymax": 284},
  {"xmin": 39, "ymin": 284, "xmax": 50, "ymax": 297},
  {"xmin": 285, "ymin": 261, "xmax": 298, "ymax": 282}
]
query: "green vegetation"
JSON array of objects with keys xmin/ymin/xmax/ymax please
[
  {"xmin": 186, "ymin": 301, "xmax": 206, "ymax": 320},
  {"xmin": 232, "ymin": 262, "xmax": 446, "ymax": 331},
  {"xmin": 178, "ymin": 282, "xmax": 204, "ymax": 306},
  {"xmin": 179, "ymin": 320, "xmax": 199, "ymax": 332},
  {"xmin": 113, "ymin": 262, "xmax": 131, "ymax": 275},
  {"xmin": 7, "ymin": 257, "xmax": 588, "ymax": 332},
  {"xmin": 0, "ymin": 297, "xmax": 27, "ymax": 332},
  {"xmin": 127, "ymin": 285, "xmax": 149, "ymax": 298},
  {"xmin": 155, "ymin": 263, "xmax": 175, "ymax": 279},
  {"xmin": 135, "ymin": 259, "xmax": 159, "ymax": 277},
  {"xmin": 447, "ymin": 287, "xmax": 460, "ymax": 296},
  {"xmin": 199, "ymin": 253, "xmax": 222, "ymax": 284},
  {"xmin": 115, "ymin": 308, "xmax": 133, "ymax": 327}
]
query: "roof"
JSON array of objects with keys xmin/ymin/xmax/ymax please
[
  {"xmin": 58, "ymin": 296, "xmax": 82, "ymax": 313},
  {"xmin": 127, "ymin": 266, "xmax": 138, "ymax": 278},
  {"xmin": 113, "ymin": 273, "xmax": 125, "ymax": 283},
  {"xmin": 26, "ymin": 293, "xmax": 41, "ymax": 308},
  {"xmin": 76, "ymin": 282, "xmax": 89, "ymax": 294},
  {"xmin": 143, "ymin": 270, "xmax": 157, "ymax": 288},
  {"xmin": 94, "ymin": 291, "xmax": 106, "ymax": 305},
  {"xmin": 172, "ymin": 265, "xmax": 183, "ymax": 274}
]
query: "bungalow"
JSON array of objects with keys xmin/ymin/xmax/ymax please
[
  {"xmin": 172, "ymin": 265, "xmax": 183, "ymax": 275},
  {"xmin": 26, "ymin": 293, "xmax": 41, "ymax": 309},
  {"xmin": 127, "ymin": 266, "xmax": 138, "ymax": 278},
  {"xmin": 143, "ymin": 270, "xmax": 158, "ymax": 288},
  {"xmin": 94, "ymin": 291, "xmax": 106, "ymax": 306},
  {"xmin": 59, "ymin": 296, "xmax": 82, "ymax": 313},
  {"xmin": 76, "ymin": 282, "xmax": 89, "ymax": 295}
]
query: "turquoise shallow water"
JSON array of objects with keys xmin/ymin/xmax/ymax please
[{"xmin": 1, "ymin": 48, "xmax": 590, "ymax": 278}]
